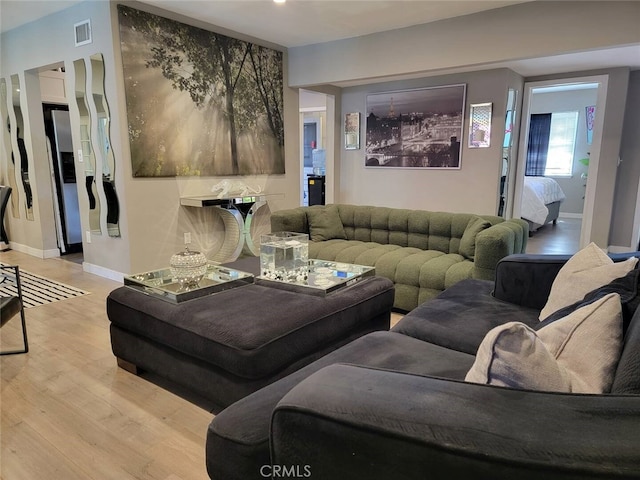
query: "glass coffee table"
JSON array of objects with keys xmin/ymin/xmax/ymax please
[
  {"xmin": 256, "ymin": 259, "xmax": 374, "ymax": 296},
  {"xmin": 124, "ymin": 263, "xmax": 254, "ymax": 303}
]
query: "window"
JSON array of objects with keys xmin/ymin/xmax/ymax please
[{"xmin": 544, "ymin": 111, "xmax": 579, "ymax": 177}]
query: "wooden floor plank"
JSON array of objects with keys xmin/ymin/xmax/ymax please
[
  {"xmin": 1, "ymin": 418, "xmax": 92, "ymax": 480},
  {"xmin": 1, "ymin": 219, "xmax": 582, "ymax": 480},
  {"xmin": 1, "ymin": 250, "xmax": 212, "ymax": 480},
  {"xmin": 525, "ymin": 216, "xmax": 582, "ymax": 254}
]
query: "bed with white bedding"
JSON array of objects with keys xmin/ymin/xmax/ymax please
[{"xmin": 521, "ymin": 176, "xmax": 566, "ymax": 232}]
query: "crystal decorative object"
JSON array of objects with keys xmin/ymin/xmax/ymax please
[
  {"xmin": 170, "ymin": 246, "xmax": 208, "ymax": 291},
  {"xmin": 255, "ymin": 259, "xmax": 375, "ymax": 296},
  {"xmin": 260, "ymin": 232, "xmax": 309, "ymax": 282}
]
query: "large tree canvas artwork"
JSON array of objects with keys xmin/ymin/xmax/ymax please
[{"xmin": 117, "ymin": 5, "xmax": 285, "ymax": 177}]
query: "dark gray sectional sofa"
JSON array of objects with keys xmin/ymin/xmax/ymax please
[
  {"xmin": 205, "ymin": 251, "xmax": 640, "ymax": 479},
  {"xmin": 271, "ymin": 204, "xmax": 528, "ymax": 311}
]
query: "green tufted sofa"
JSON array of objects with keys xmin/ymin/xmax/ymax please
[{"xmin": 270, "ymin": 204, "xmax": 528, "ymax": 311}]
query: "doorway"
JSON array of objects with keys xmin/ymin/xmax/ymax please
[
  {"xmin": 512, "ymin": 75, "xmax": 608, "ymax": 251},
  {"xmin": 43, "ymin": 104, "xmax": 82, "ymax": 255},
  {"xmin": 300, "ymin": 89, "xmax": 335, "ymax": 207},
  {"xmin": 302, "ymin": 119, "xmax": 319, "ymax": 206}
]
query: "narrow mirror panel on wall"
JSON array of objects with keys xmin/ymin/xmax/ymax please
[
  {"xmin": 1, "ymin": 78, "xmax": 19, "ymax": 219},
  {"xmin": 90, "ymin": 53, "xmax": 120, "ymax": 237},
  {"xmin": 74, "ymin": 58, "xmax": 101, "ymax": 235},
  {"xmin": 11, "ymin": 74, "xmax": 33, "ymax": 220},
  {"xmin": 500, "ymin": 88, "xmax": 518, "ymax": 218}
]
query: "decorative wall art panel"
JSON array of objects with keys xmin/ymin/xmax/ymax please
[
  {"xmin": 586, "ymin": 105, "xmax": 596, "ymax": 145},
  {"xmin": 365, "ymin": 84, "xmax": 465, "ymax": 169},
  {"xmin": 469, "ymin": 102, "xmax": 492, "ymax": 148},
  {"xmin": 344, "ymin": 112, "xmax": 360, "ymax": 150},
  {"xmin": 117, "ymin": 5, "xmax": 285, "ymax": 177}
]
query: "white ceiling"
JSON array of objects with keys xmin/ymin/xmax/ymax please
[
  {"xmin": 135, "ymin": 0, "xmax": 530, "ymax": 48},
  {"xmin": 1, "ymin": 0, "xmax": 639, "ymax": 80},
  {"xmin": 0, "ymin": 0, "xmax": 530, "ymax": 44}
]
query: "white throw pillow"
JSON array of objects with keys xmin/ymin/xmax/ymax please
[
  {"xmin": 539, "ymin": 242, "xmax": 637, "ymax": 320},
  {"xmin": 465, "ymin": 293, "xmax": 623, "ymax": 393}
]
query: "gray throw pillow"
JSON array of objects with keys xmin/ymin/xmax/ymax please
[
  {"xmin": 459, "ymin": 216, "xmax": 491, "ymax": 260},
  {"xmin": 307, "ymin": 205, "xmax": 347, "ymax": 242},
  {"xmin": 538, "ymin": 267, "xmax": 640, "ymax": 333},
  {"xmin": 466, "ymin": 293, "xmax": 623, "ymax": 393},
  {"xmin": 539, "ymin": 242, "xmax": 638, "ymax": 320}
]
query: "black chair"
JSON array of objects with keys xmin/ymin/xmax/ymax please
[
  {"xmin": 0, "ymin": 185, "xmax": 11, "ymax": 246},
  {"xmin": 0, "ymin": 264, "xmax": 28, "ymax": 355}
]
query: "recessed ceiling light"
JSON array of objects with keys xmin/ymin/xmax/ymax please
[{"xmin": 274, "ymin": 0, "xmax": 286, "ymax": 4}]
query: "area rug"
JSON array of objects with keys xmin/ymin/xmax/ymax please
[{"xmin": 0, "ymin": 265, "xmax": 90, "ymax": 308}]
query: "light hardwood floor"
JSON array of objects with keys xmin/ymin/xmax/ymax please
[
  {"xmin": 525, "ymin": 217, "xmax": 582, "ymax": 255},
  {"xmin": 1, "ymin": 250, "xmax": 212, "ymax": 480},
  {"xmin": 0, "ymin": 220, "xmax": 575, "ymax": 479}
]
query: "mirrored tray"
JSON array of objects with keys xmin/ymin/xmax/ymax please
[
  {"xmin": 256, "ymin": 259, "xmax": 374, "ymax": 296},
  {"xmin": 124, "ymin": 263, "xmax": 254, "ymax": 303}
]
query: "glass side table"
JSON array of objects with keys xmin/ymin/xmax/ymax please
[
  {"xmin": 256, "ymin": 259, "xmax": 374, "ymax": 296},
  {"xmin": 124, "ymin": 263, "xmax": 254, "ymax": 303}
]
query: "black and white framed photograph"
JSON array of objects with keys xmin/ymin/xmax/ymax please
[{"xmin": 365, "ymin": 84, "xmax": 465, "ymax": 169}]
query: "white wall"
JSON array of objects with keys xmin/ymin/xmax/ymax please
[
  {"xmin": 289, "ymin": 1, "xmax": 636, "ymax": 246},
  {"xmin": 288, "ymin": 1, "xmax": 640, "ymax": 88},
  {"xmin": 339, "ymin": 69, "xmax": 515, "ymax": 215},
  {"xmin": 2, "ymin": 0, "xmax": 637, "ymax": 272},
  {"xmin": 1, "ymin": 0, "xmax": 125, "ymax": 267},
  {"xmin": 611, "ymin": 71, "xmax": 640, "ymax": 249},
  {"xmin": 1, "ymin": 1, "xmax": 301, "ymax": 276},
  {"xmin": 110, "ymin": 2, "xmax": 300, "ymax": 273}
]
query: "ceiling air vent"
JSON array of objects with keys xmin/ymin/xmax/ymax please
[{"xmin": 74, "ymin": 19, "xmax": 92, "ymax": 47}]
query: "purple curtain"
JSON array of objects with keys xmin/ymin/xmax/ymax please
[{"xmin": 525, "ymin": 113, "xmax": 552, "ymax": 176}]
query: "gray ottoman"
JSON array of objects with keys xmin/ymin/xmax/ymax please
[{"xmin": 107, "ymin": 275, "xmax": 394, "ymax": 411}]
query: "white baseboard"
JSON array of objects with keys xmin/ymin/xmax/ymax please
[
  {"xmin": 43, "ymin": 248, "xmax": 61, "ymax": 258},
  {"xmin": 5, "ymin": 242, "xmax": 124, "ymax": 282},
  {"xmin": 82, "ymin": 261, "xmax": 124, "ymax": 283},
  {"xmin": 558, "ymin": 212, "xmax": 583, "ymax": 219},
  {"xmin": 8, "ymin": 242, "xmax": 61, "ymax": 259}
]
